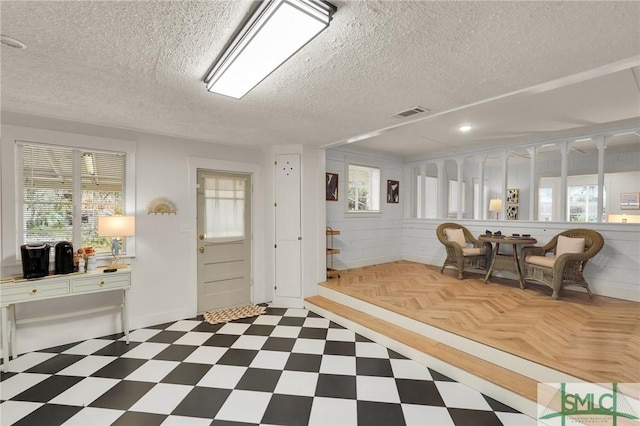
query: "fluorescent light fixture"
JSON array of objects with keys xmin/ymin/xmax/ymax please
[
  {"xmin": 82, "ymin": 153, "xmax": 96, "ymax": 175},
  {"xmin": 459, "ymin": 124, "xmax": 472, "ymax": 132},
  {"xmin": 205, "ymin": 0, "xmax": 337, "ymax": 99}
]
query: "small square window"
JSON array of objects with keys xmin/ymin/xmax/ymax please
[{"xmin": 346, "ymin": 163, "xmax": 380, "ymax": 212}]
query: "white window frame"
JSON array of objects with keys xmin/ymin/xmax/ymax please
[
  {"xmin": 1, "ymin": 134, "xmax": 136, "ymax": 267},
  {"xmin": 345, "ymin": 157, "xmax": 382, "ymax": 216}
]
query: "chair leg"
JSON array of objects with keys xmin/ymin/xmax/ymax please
[
  {"xmin": 585, "ymin": 286, "xmax": 593, "ymax": 299},
  {"xmin": 457, "ymin": 270, "xmax": 463, "ymax": 280},
  {"xmin": 552, "ymin": 290, "xmax": 559, "ymax": 299},
  {"xmin": 440, "ymin": 264, "xmax": 445, "ymax": 274}
]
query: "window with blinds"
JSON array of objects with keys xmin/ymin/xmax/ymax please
[
  {"xmin": 202, "ymin": 174, "xmax": 247, "ymax": 241},
  {"xmin": 20, "ymin": 142, "xmax": 126, "ymax": 254}
]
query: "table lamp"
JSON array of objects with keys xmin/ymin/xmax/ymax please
[
  {"xmin": 98, "ymin": 216, "xmax": 135, "ymax": 269},
  {"xmin": 489, "ymin": 198, "xmax": 503, "ymax": 220}
]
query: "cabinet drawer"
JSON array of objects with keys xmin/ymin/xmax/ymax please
[
  {"xmin": 1, "ymin": 279, "xmax": 70, "ymax": 304},
  {"xmin": 72, "ymin": 274, "xmax": 130, "ymax": 293}
]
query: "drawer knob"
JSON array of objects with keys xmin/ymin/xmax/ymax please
[
  {"xmin": 31, "ymin": 289, "xmax": 37, "ymax": 295},
  {"xmin": 99, "ymin": 280, "xmax": 105, "ymax": 286}
]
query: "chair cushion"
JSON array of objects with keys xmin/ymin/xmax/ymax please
[
  {"xmin": 556, "ymin": 235, "xmax": 585, "ymax": 256},
  {"xmin": 526, "ymin": 255, "xmax": 556, "ymax": 268},
  {"xmin": 462, "ymin": 247, "xmax": 486, "ymax": 257},
  {"xmin": 445, "ymin": 228, "xmax": 466, "ymax": 247}
]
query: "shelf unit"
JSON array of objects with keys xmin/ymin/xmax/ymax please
[{"xmin": 326, "ymin": 227, "xmax": 340, "ymax": 279}]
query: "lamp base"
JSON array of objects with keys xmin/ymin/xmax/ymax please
[{"xmin": 107, "ymin": 256, "xmax": 129, "ymax": 269}]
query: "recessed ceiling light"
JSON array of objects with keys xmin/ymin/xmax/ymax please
[
  {"xmin": 1, "ymin": 35, "xmax": 27, "ymax": 49},
  {"xmin": 459, "ymin": 124, "xmax": 472, "ymax": 132}
]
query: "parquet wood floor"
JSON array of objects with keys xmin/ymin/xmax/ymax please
[{"xmin": 319, "ymin": 261, "xmax": 640, "ymax": 384}]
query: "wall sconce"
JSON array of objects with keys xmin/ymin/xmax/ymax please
[{"xmin": 489, "ymin": 198, "xmax": 503, "ymax": 220}]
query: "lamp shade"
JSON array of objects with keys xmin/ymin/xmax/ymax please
[
  {"xmin": 489, "ymin": 199, "xmax": 503, "ymax": 212},
  {"xmin": 98, "ymin": 216, "xmax": 135, "ymax": 237}
]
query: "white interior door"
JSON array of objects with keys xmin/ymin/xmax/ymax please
[
  {"xmin": 274, "ymin": 154, "xmax": 301, "ymax": 299},
  {"xmin": 197, "ymin": 170, "xmax": 251, "ymax": 312}
]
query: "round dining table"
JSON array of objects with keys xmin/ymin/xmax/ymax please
[{"xmin": 478, "ymin": 235, "xmax": 537, "ymax": 289}]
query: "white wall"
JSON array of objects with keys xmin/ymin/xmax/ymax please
[
  {"xmin": 325, "ymin": 148, "xmax": 404, "ymax": 269},
  {"xmin": 1, "ymin": 123, "xmax": 268, "ymax": 354},
  {"xmin": 402, "ymin": 219, "xmax": 640, "ymax": 301}
]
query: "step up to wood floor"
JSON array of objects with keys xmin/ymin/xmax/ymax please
[{"xmin": 305, "ymin": 294, "xmax": 542, "ymax": 418}]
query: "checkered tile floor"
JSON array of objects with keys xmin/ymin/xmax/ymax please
[{"xmin": 0, "ymin": 307, "xmax": 535, "ymax": 425}]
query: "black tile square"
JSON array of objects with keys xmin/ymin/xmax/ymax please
[
  {"xmin": 261, "ymin": 337, "xmax": 296, "ymax": 352},
  {"xmin": 99, "ymin": 332, "xmax": 126, "ymax": 341},
  {"xmin": 324, "ymin": 341, "xmax": 356, "ymax": 356},
  {"xmin": 329, "ymin": 321, "xmax": 346, "ymax": 329},
  {"xmin": 153, "ymin": 344, "xmax": 198, "ymax": 361},
  {"xmin": 355, "ymin": 334, "xmax": 373, "ymax": 342},
  {"xmin": 144, "ymin": 321, "xmax": 176, "ymax": 330},
  {"xmin": 484, "ymin": 394, "xmax": 519, "ymax": 413},
  {"xmin": 261, "ymin": 394, "xmax": 313, "ymax": 426},
  {"xmin": 357, "ymin": 400, "xmax": 405, "ymax": 426},
  {"xmin": 203, "ymin": 334, "xmax": 240, "ymax": 348},
  {"xmin": 277, "ymin": 316, "xmax": 305, "ymax": 326},
  {"xmin": 388, "ymin": 349, "xmax": 408, "ymax": 359},
  {"xmin": 448, "ymin": 408, "xmax": 503, "ymax": 426},
  {"xmin": 236, "ymin": 368, "xmax": 282, "ymax": 392},
  {"xmin": 233, "ymin": 316, "xmax": 259, "ymax": 324},
  {"xmin": 396, "ymin": 379, "xmax": 445, "ymax": 406},
  {"xmin": 25, "ymin": 354, "xmax": 84, "ymax": 374},
  {"xmin": 284, "ymin": 353, "xmax": 322, "ymax": 372},
  {"xmin": 37, "ymin": 341, "xmax": 82, "ymax": 354},
  {"xmin": 315, "ymin": 374, "xmax": 356, "ymax": 399},
  {"xmin": 146, "ymin": 330, "xmax": 186, "ymax": 344},
  {"xmin": 12, "ymin": 403, "xmax": 82, "ymax": 426},
  {"xmin": 216, "ymin": 349, "xmax": 258, "ymax": 366},
  {"xmin": 298, "ymin": 327, "xmax": 327, "ymax": 340},
  {"xmin": 12, "ymin": 375, "xmax": 83, "ymax": 402},
  {"xmin": 265, "ymin": 307, "xmax": 287, "ymax": 316},
  {"xmin": 112, "ymin": 411, "xmax": 166, "ymax": 426},
  {"xmin": 211, "ymin": 421, "xmax": 256, "ymax": 426},
  {"xmin": 191, "ymin": 322, "xmax": 225, "ymax": 333},
  {"xmin": 161, "ymin": 363, "xmax": 212, "ymax": 385},
  {"xmin": 0, "ymin": 371, "xmax": 17, "ymax": 382},
  {"xmin": 90, "ymin": 380, "xmax": 154, "ymax": 410},
  {"xmin": 356, "ymin": 358, "xmax": 393, "ymax": 377},
  {"xmin": 429, "ymin": 368, "xmax": 455, "ymax": 382},
  {"xmin": 92, "ymin": 358, "xmax": 147, "ymax": 379},
  {"xmin": 244, "ymin": 324, "xmax": 275, "ymax": 336},
  {"xmin": 307, "ymin": 311, "xmax": 322, "ymax": 318},
  {"xmin": 93, "ymin": 341, "xmax": 141, "ymax": 357},
  {"xmin": 172, "ymin": 387, "xmax": 231, "ymax": 418}
]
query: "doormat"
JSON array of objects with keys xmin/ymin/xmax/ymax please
[{"xmin": 203, "ymin": 304, "xmax": 266, "ymax": 325}]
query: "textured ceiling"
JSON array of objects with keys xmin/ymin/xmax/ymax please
[{"xmin": 1, "ymin": 1, "xmax": 639, "ymax": 157}]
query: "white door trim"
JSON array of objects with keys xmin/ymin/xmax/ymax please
[{"xmin": 187, "ymin": 157, "xmax": 264, "ymax": 317}]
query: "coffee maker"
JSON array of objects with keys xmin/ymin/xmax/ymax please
[
  {"xmin": 55, "ymin": 241, "xmax": 75, "ymax": 274},
  {"xmin": 21, "ymin": 243, "xmax": 51, "ymax": 279}
]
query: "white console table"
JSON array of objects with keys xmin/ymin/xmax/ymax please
[{"xmin": 0, "ymin": 268, "xmax": 131, "ymax": 372}]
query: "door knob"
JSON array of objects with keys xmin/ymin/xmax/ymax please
[
  {"xmin": 199, "ymin": 246, "xmax": 205, "ymax": 253},
  {"xmin": 199, "ymin": 234, "xmax": 204, "ymax": 240}
]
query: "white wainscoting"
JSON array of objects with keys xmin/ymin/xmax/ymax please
[{"xmin": 402, "ymin": 219, "xmax": 640, "ymax": 302}]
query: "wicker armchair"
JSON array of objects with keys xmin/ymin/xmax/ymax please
[
  {"xmin": 436, "ymin": 223, "xmax": 492, "ymax": 279},
  {"xmin": 521, "ymin": 229, "xmax": 604, "ymax": 299}
]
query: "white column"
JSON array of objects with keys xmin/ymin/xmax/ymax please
[
  {"xmin": 527, "ymin": 147, "xmax": 537, "ymax": 221},
  {"xmin": 420, "ymin": 163, "xmax": 427, "ymax": 218},
  {"xmin": 501, "ymin": 151, "xmax": 508, "ymax": 220},
  {"xmin": 456, "ymin": 157, "xmax": 465, "ymax": 219},
  {"xmin": 436, "ymin": 160, "xmax": 446, "ymax": 219},
  {"xmin": 596, "ymin": 136, "xmax": 608, "ymax": 222},
  {"xmin": 559, "ymin": 141, "xmax": 569, "ymax": 221},
  {"xmin": 478, "ymin": 154, "xmax": 487, "ymax": 219}
]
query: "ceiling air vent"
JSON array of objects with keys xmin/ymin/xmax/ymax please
[{"xmin": 390, "ymin": 106, "xmax": 430, "ymax": 119}]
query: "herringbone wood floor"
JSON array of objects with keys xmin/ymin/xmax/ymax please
[{"xmin": 320, "ymin": 261, "xmax": 640, "ymax": 384}]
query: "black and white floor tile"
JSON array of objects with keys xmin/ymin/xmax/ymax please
[{"xmin": 0, "ymin": 307, "xmax": 535, "ymax": 425}]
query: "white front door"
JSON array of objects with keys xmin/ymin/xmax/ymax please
[{"xmin": 197, "ymin": 170, "xmax": 251, "ymax": 312}]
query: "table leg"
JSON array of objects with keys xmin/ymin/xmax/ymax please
[
  {"xmin": 122, "ymin": 289, "xmax": 130, "ymax": 344},
  {"xmin": 484, "ymin": 242, "xmax": 500, "ymax": 283},
  {"xmin": 513, "ymin": 246, "xmax": 526, "ymax": 289},
  {"xmin": 2, "ymin": 306, "xmax": 9, "ymax": 372},
  {"xmin": 10, "ymin": 305, "xmax": 17, "ymax": 359}
]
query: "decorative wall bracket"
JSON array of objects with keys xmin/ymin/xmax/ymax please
[{"xmin": 147, "ymin": 197, "xmax": 178, "ymax": 215}]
